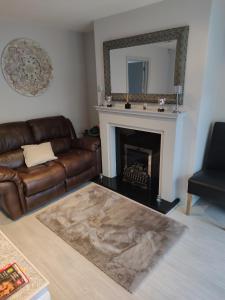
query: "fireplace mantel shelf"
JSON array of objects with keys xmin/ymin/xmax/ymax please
[{"xmin": 95, "ymin": 106, "xmax": 186, "ymax": 120}]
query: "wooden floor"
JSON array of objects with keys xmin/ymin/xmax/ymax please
[{"xmin": 0, "ymin": 186, "xmax": 225, "ymax": 300}]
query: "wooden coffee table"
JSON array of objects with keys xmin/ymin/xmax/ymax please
[{"xmin": 0, "ymin": 230, "xmax": 50, "ymax": 300}]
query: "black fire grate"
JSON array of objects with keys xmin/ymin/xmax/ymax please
[{"xmin": 123, "ymin": 163, "xmax": 150, "ymax": 189}]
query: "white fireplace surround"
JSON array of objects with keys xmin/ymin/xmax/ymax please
[{"xmin": 96, "ymin": 106, "xmax": 185, "ymax": 202}]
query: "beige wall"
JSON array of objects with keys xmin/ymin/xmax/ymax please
[
  {"xmin": 0, "ymin": 20, "xmax": 89, "ymax": 136},
  {"xmin": 84, "ymin": 31, "xmax": 99, "ymax": 127},
  {"xmin": 195, "ymin": 0, "xmax": 225, "ymax": 170}
]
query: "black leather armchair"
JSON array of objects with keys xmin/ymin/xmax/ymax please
[{"xmin": 186, "ymin": 122, "xmax": 225, "ymax": 214}]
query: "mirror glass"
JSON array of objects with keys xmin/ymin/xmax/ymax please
[{"xmin": 110, "ymin": 40, "xmax": 177, "ymax": 94}]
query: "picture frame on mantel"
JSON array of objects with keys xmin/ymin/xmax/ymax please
[{"xmin": 103, "ymin": 26, "xmax": 189, "ymax": 104}]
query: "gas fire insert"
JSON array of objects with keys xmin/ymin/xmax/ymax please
[{"xmin": 123, "ymin": 144, "xmax": 152, "ymax": 189}]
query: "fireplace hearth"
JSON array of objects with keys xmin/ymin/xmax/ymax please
[{"xmin": 92, "ymin": 175, "xmax": 180, "ymax": 214}]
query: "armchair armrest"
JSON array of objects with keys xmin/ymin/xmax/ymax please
[
  {"xmin": 0, "ymin": 166, "xmax": 24, "ymax": 203},
  {"xmin": 72, "ymin": 136, "xmax": 101, "ymax": 152}
]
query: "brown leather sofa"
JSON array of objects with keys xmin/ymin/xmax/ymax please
[{"xmin": 0, "ymin": 116, "xmax": 101, "ymax": 220}]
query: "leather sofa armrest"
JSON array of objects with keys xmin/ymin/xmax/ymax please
[
  {"xmin": 0, "ymin": 167, "xmax": 25, "ymax": 207},
  {"xmin": 0, "ymin": 166, "xmax": 21, "ymax": 183},
  {"xmin": 72, "ymin": 137, "xmax": 101, "ymax": 152}
]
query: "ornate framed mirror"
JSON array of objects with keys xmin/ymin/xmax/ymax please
[{"xmin": 103, "ymin": 26, "xmax": 189, "ymax": 104}]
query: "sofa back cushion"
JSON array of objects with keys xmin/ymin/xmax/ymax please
[
  {"xmin": 0, "ymin": 116, "xmax": 76, "ymax": 168},
  {"xmin": 50, "ymin": 137, "xmax": 72, "ymax": 154},
  {"xmin": 0, "ymin": 122, "xmax": 33, "ymax": 168},
  {"xmin": 27, "ymin": 116, "xmax": 76, "ymax": 154},
  {"xmin": 0, "ymin": 122, "xmax": 33, "ymax": 154}
]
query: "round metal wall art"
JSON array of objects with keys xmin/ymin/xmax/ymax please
[{"xmin": 1, "ymin": 38, "xmax": 53, "ymax": 96}]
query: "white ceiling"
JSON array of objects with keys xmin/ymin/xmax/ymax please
[{"xmin": 0, "ymin": 0, "xmax": 163, "ymax": 32}]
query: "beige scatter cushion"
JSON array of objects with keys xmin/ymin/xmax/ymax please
[{"xmin": 21, "ymin": 142, "xmax": 57, "ymax": 168}]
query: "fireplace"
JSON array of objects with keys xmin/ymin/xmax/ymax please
[
  {"xmin": 95, "ymin": 106, "xmax": 185, "ymax": 212},
  {"xmin": 93, "ymin": 123, "xmax": 179, "ymax": 213},
  {"xmin": 116, "ymin": 127, "xmax": 161, "ymax": 197}
]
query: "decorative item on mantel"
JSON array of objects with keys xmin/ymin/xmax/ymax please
[
  {"xmin": 97, "ymin": 86, "xmax": 104, "ymax": 106},
  {"xmin": 173, "ymin": 85, "xmax": 183, "ymax": 113},
  {"xmin": 158, "ymin": 98, "xmax": 166, "ymax": 112},
  {"xmin": 1, "ymin": 38, "xmax": 53, "ymax": 96},
  {"xmin": 106, "ymin": 95, "xmax": 112, "ymax": 107},
  {"xmin": 143, "ymin": 103, "xmax": 148, "ymax": 110},
  {"xmin": 125, "ymin": 93, "xmax": 131, "ymax": 109}
]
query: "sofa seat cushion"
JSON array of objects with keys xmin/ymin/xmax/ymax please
[
  {"xmin": 57, "ymin": 149, "xmax": 94, "ymax": 178},
  {"xmin": 18, "ymin": 161, "xmax": 66, "ymax": 197}
]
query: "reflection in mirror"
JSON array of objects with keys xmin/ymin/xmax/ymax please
[
  {"xmin": 110, "ymin": 40, "xmax": 177, "ymax": 95},
  {"xmin": 127, "ymin": 58, "xmax": 149, "ymax": 94}
]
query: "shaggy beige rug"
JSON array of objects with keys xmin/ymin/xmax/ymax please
[{"xmin": 37, "ymin": 183, "xmax": 186, "ymax": 292}]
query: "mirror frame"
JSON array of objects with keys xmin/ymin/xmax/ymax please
[{"xmin": 103, "ymin": 26, "xmax": 189, "ymax": 104}]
